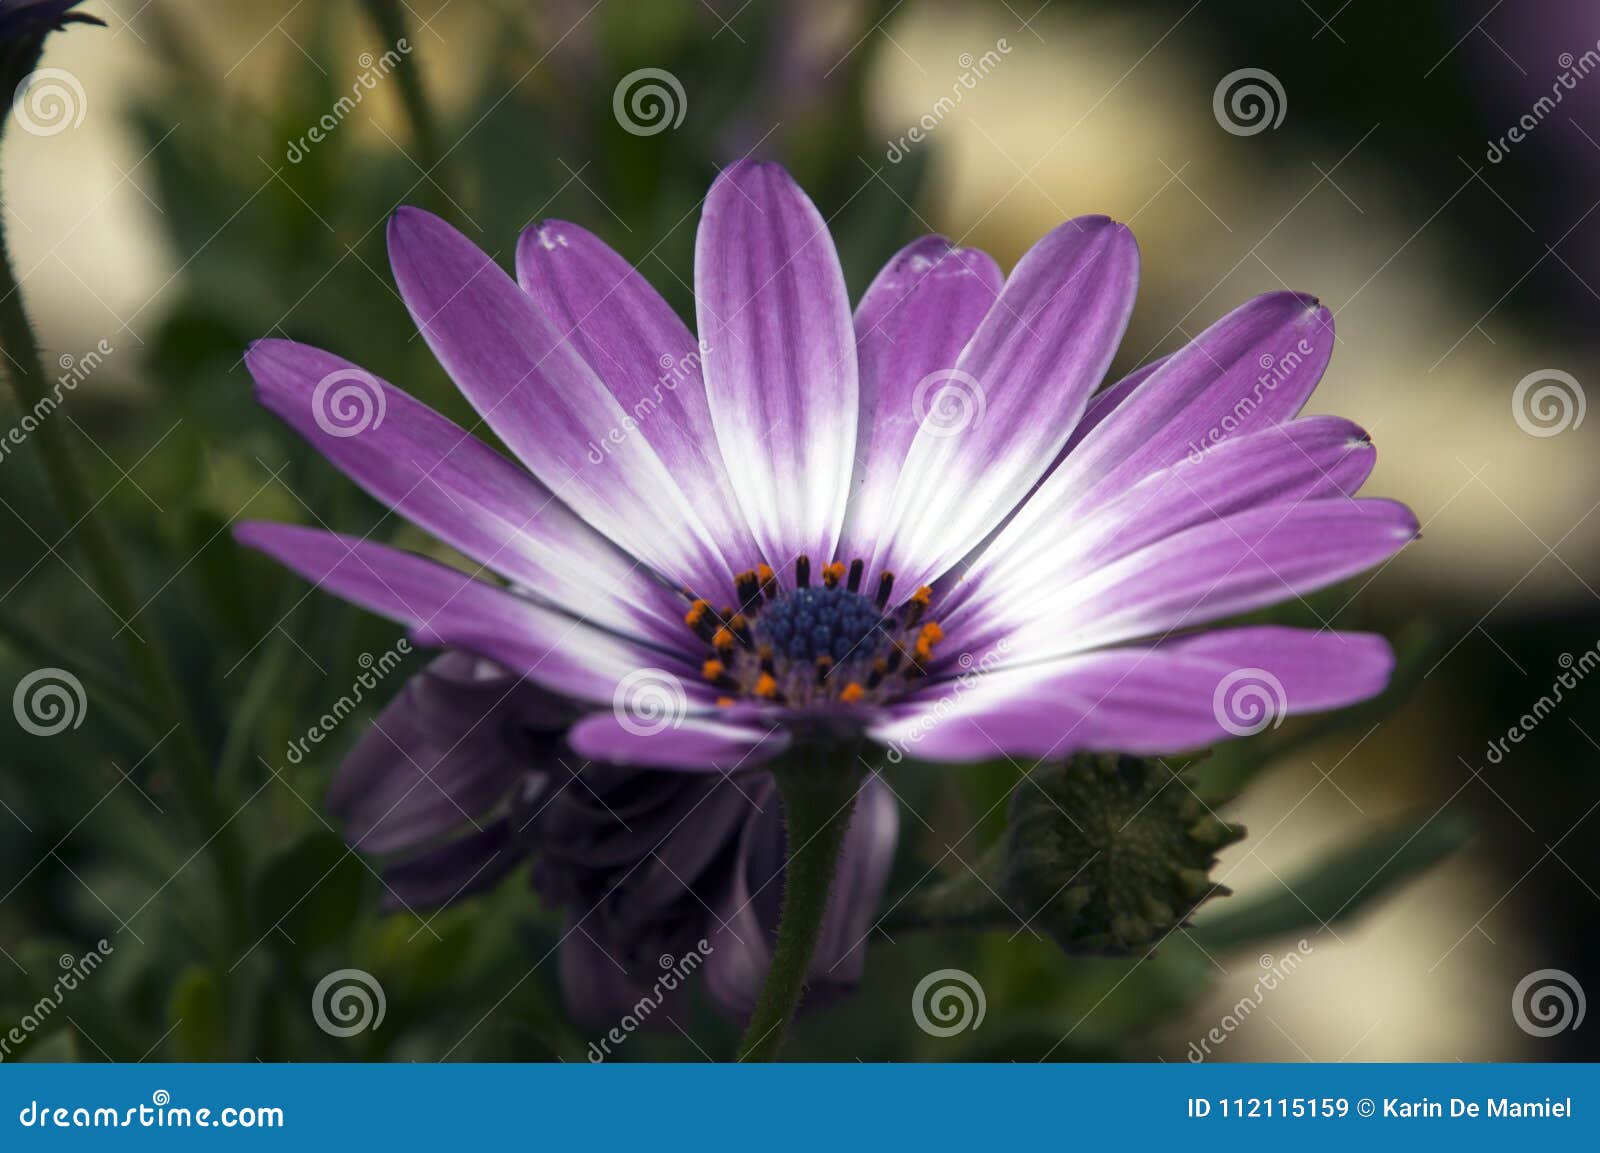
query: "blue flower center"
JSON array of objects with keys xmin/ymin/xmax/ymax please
[
  {"xmin": 681, "ymin": 556, "xmax": 945, "ymax": 709},
  {"xmin": 753, "ymin": 586, "xmax": 886, "ymax": 665}
]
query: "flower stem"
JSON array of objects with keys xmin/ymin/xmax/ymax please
[
  {"xmin": 737, "ymin": 755, "xmax": 862, "ymax": 1062},
  {"xmin": 0, "ymin": 85, "xmax": 247, "ymax": 948},
  {"xmin": 879, "ymin": 840, "xmax": 1018, "ymax": 934},
  {"xmin": 360, "ymin": 0, "xmax": 457, "ymax": 220}
]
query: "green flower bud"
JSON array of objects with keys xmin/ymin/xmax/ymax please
[{"xmin": 1001, "ymin": 754, "xmax": 1243, "ymax": 956}]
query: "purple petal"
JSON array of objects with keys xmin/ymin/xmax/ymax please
[
  {"xmin": 558, "ymin": 921, "xmax": 680, "ymax": 1031},
  {"xmin": 381, "ymin": 821, "xmax": 521, "ymax": 911},
  {"xmin": 1071, "ymin": 291, "xmax": 1334, "ymax": 490},
  {"xmin": 234, "ymin": 521, "xmax": 701, "ymax": 705},
  {"xmin": 839, "ymin": 236, "xmax": 1003, "ymax": 567},
  {"xmin": 539, "ymin": 767, "xmax": 766, "ymax": 1030},
  {"xmin": 874, "ymin": 627, "xmax": 1394, "ymax": 760},
  {"xmin": 695, "ymin": 161, "xmax": 858, "ymax": 575},
  {"xmin": 1073, "ymin": 416, "xmax": 1375, "ymax": 562},
  {"xmin": 387, "ymin": 207, "xmax": 731, "ymax": 597},
  {"xmin": 936, "ymin": 295, "xmax": 1341, "ymax": 628},
  {"xmin": 986, "ymin": 498, "xmax": 1418, "ymax": 665},
  {"xmin": 245, "ymin": 338, "xmax": 684, "ymax": 647},
  {"xmin": 704, "ymin": 774, "xmax": 899, "ymax": 1018},
  {"xmin": 1062, "ymin": 352, "xmax": 1171, "ymax": 456},
  {"xmin": 1007, "ymin": 292, "xmax": 1334, "ymax": 541},
  {"xmin": 947, "ymin": 416, "xmax": 1378, "ymax": 650},
  {"xmin": 329, "ymin": 653, "xmax": 568, "ymax": 854},
  {"xmin": 870, "ymin": 217, "xmax": 1139, "ymax": 594},
  {"xmin": 567, "ymin": 711, "xmax": 788, "ymax": 772},
  {"xmin": 516, "ymin": 221, "xmax": 761, "ymax": 571}
]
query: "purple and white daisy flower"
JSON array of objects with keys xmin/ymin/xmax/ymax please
[{"xmin": 237, "ymin": 160, "xmax": 1415, "ymax": 775}]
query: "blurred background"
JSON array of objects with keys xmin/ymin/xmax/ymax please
[{"xmin": 0, "ymin": 0, "xmax": 1596, "ymax": 1061}]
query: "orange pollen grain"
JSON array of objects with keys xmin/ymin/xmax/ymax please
[
  {"xmin": 839, "ymin": 682, "xmax": 865, "ymax": 704},
  {"xmin": 702, "ymin": 659, "xmax": 726, "ymax": 681},
  {"xmin": 754, "ymin": 673, "xmax": 779, "ymax": 699}
]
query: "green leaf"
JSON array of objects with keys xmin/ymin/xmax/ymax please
[
  {"xmin": 1191, "ymin": 810, "xmax": 1472, "ymax": 951},
  {"xmin": 253, "ymin": 831, "xmax": 365, "ymax": 958},
  {"xmin": 18, "ymin": 1029, "xmax": 78, "ymax": 1063},
  {"xmin": 167, "ymin": 965, "xmax": 226, "ymax": 1060}
]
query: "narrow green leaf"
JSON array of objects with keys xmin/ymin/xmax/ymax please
[
  {"xmin": 167, "ymin": 965, "xmax": 226, "ymax": 1061},
  {"xmin": 1191, "ymin": 810, "xmax": 1471, "ymax": 951},
  {"xmin": 253, "ymin": 830, "xmax": 364, "ymax": 958}
]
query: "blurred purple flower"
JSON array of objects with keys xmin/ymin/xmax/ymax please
[
  {"xmin": 333, "ymin": 652, "xmax": 897, "ymax": 1025},
  {"xmin": 0, "ymin": 0, "xmax": 102, "ymax": 43}
]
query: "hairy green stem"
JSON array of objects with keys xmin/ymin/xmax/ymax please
[{"xmin": 737, "ymin": 756, "xmax": 863, "ymax": 1061}]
